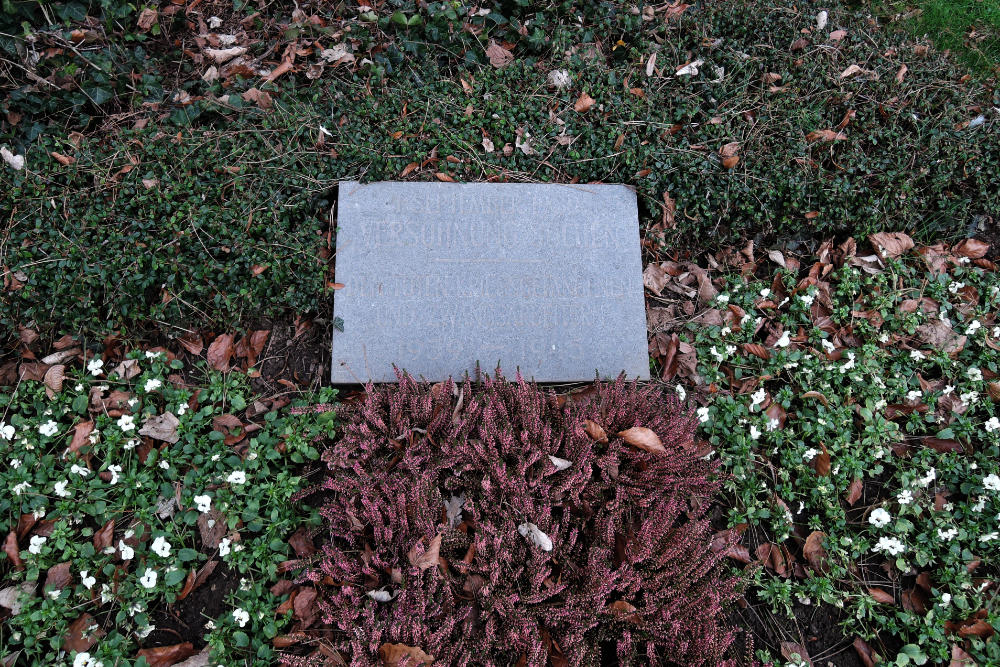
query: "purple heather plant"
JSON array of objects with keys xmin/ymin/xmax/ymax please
[{"xmin": 291, "ymin": 372, "xmax": 741, "ymax": 666}]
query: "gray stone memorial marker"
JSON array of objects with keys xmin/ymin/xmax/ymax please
[{"xmin": 331, "ymin": 181, "xmax": 649, "ymax": 383}]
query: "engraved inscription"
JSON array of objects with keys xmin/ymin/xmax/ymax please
[{"xmin": 331, "ymin": 181, "xmax": 649, "ymax": 382}]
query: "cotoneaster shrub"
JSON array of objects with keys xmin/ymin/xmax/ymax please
[{"xmin": 291, "ymin": 372, "xmax": 742, "ymax": 666}]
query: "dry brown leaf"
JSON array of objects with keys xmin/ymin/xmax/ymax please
[
  {"xmin": 574, "ymin": 92, "xmax": 596, "ymax": 113},
  {"xmin": 93, "ymin": 519, "xmax": 114, "ymax": 552},
  {"xmin": 69, "ymin": 421, "xmax": 95, "ymax": 455},
  {"xmin": 485, "ymin": 41, "xmax": 513, "ymax": 68},
  {"xmin": 206, "ymin": 334, "xmax": 234, "ymax": 371},
  {"xmin": 953, "ymin": 238, "xmax": 989, "ymax": 259},
  {"xmin": 380, "ymin": 643, "xmax": 434, "ymax": 666},
  {"xmin": 896, "ymin": 64, "xmax": 908, "ymax": 83},
  {"xmin": 756, "ymin": 543, "xmax": 792, "ymax": 577},
  {"xmin": 242, "ymin": 87, "xmax": 273, "ymax": 110},
  {"xmin": 813, "ymin": 443, "xmax": 831, "ymax": 477},
  {"xmin": 869, "ymin": 587, "xmax": 895, "ymax": 604},
  {"xmin": 62, "ymin": 613, "xmax": 105, "ymax": 652},
  {"xmin": 50, "ymin": 152, "xmax": 75, "ymax": 166},
  {"xmin": 845, "ymin": 478, "xmax": 863, "ymax": 506},
  {"xmin": 434, "ymin": 172, "xmax": 456, "ymax": 182},
  {"xmin": 949, "ymin": 644, "xmax": 976, "ymax": 667},
  {"xmin": 137, "ymin": 643, "xmax": 196, "ymax": 667},
  {"xmin": 43, "ymin": 364, "xmax": 64, "ymax": 397},
  {"xmin": 803, "ymin": 531, "xmax": 828, "ymax": 573},
  {"xmin": 742, "ymin": 343, "xmax": 770, "ymax": 360},
  {"xmin": 780, "ymin": 642, "xmax": 813, "ymax": 666},
  {"xmin": 806, "ymin": 129, "xmax": 848, "ymax": 142},
  {"xmin": 197, "ymin": 510, "xmax": 227, "ymax": 550},
  {"xmin": 400, "ymin": 162, "xmax": 419, "ymax": 177},
  {"xmin": 583, "ymin": 419, "xmax": 608, "ymax": 443},
  {"xmin": 139, "ymin": 412, "xmax": 180, "ymax": 444},
  {"xmin": 802, "ymin": 390, "xmax": 829, "ymax": 406},
  {"xmin": 137, "ymin": 7, "xmax": 158, "ymax": 31},
  {"xmin": 3, "ymin": 532, "xmax": 23, "ymax": 571},
  {"xmin": 44, "ymin": 561, "xmax": 73, "ymax": 590},
  {"xmin": 829, "ymin": 29, "xmax": 848, "ymax": 41},
  {"xmin": 617, "ymin": 427, "xmax": 665, "ymax": 455},
  {"xmin": 407, "ymin": 534, "xmax": 441, "ymax": 571},
  {"xmin": 719, "ymin": 142, "xmax": 740, "ymax": 158},
  {"xmin": 869, "ymin": 232, "xmax": 914, "ymax": 258},
  {"xmin": 178, "ymin": 334, "xmax": 203, "ymax": 355}
]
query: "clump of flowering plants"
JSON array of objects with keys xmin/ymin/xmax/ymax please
[
  {"xmin": 648, "ymin": 235, "xmax": 1000, "ymax": 665},
  {"xmin": 0, "ymin": 343, "xmax": 336, "ymax": 665},
  {"xmin": 291, "ymin": 372, "xmax": 742, "ymax": 666}
]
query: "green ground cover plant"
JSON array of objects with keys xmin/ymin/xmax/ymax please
[
  {"xmin": 0, "ymin": 348, "xmax": 337, "ymax": 665},
  {"xmin": 882, "ymin": 0, "xmax": 1000, "ymax": 74},
  {"xmin": 648, "ymin": 235, "xmax": 1000, "ymax": 664},
  {"xmin": 3, "ymin": 0, "xmax": 997, "ymax": 344}
]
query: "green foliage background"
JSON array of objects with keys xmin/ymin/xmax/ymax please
[{"xmin": 1, "ymin": 0, "xmax": 997, "ymax": 342}]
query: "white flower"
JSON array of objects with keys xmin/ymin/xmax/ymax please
[
  {"xmin": 38, "ymin": 420, "xmax": 59, "ymax": 437},
  {"xmin": 127, "ymin": 398, "xmax": 138, "ymax": 408},
  {"xmin": 12, "ymin": 481, "xmax": 30, "ymax": 496},
  {"xmin": 124, "ymin": 438, "xmax": 138, "ymax": 450},
  {"xmin": 799, "ymin": 292, "xmax": 815, "ymax": 306},
  {"xmin": 760, "ymin": 288, "xmax": 770, "ymax": 298},
  {"xmin": 117, "ymin": 414, "xmax": 136, "ymax": 432},
  {"xmin": 28, "ymin": 535, "xmax": 46, "ymax": 554},
  {"xmin": 709, "ymin": 346, "xmax": 725, "ymax": 362},
  {"xmin": 750, "ymin": 388, "xmax": 766, "ymax": 410},
  {"xmin": 725, "ymin": 344, "xmax": 737, "ymax": 356},
  {"xmin": 967, "ymin": 367, "xmax": 983, "ymax": 382},
  {"xmin": 177, "ymin": 403, "xmax": 187, "ymax": 416},
  {"xmin": 80, "ymin": 570, "xmax": 96, "ymax": 589},
  {"xmin": 118, "ymin": 540, "xmax": 135, "ymax": 561},
  {"xmin": 840, "ymin": 352, "xmax": 856, "ymax": 372},
  {"xmin": 218, "ymin": 538, "xmax": 232, "ymax": 557},
  {"xmin": 675, "ymin": 385, "xmax": 686, "ymax": 401},
  {"xmin": 821, "ymin": 339, "xmax": 835, "ymax": 353},
  {"xmin": 940, "ymin": 593, "xmax": 952, "ymax": 606},
  {"xmin": 994, "ymin": 326, "xmax": 1000, "ymax": 338},
  {"xmin": 971, "ymin": 496, "xmax": 986, "ymax": 512},
  {"xmin": 985, "ymin": 417, "xmax": 1000, "ymax": 433},
  {"xmin": 108, "ymin": 465, "xmax": 121, "ymax": 485},
  {"xmin": 73, "ymin": 652, "xmax": 103, "ymax": 667},
  {"xmin": 872, "ymin": 536, "xmax": 905, "ymax": 555},
  {"xmin": 0, "ymin": 422, "xmax": 14, "ymax": 440},
  {"xmin": 144, "ymin": 378, "xmax": 162, "ymax": 393},
  {"xmin": 980, "ymin": 532, "xmax": 999, "ymax": 543},
  {"xmin": 74, "ymin": 383, "xmax": 83, "ymax": 392},
  {"xmin": 766, "ymin": 418, "xmax": 779, "ymax": 432},
  {"xmin": 961, "ymin": 391, "xmax": 979, "ymax": 405},
  {"xmin": 145, "ymin": 350, "xmax": 162, "ymax": 359},
  {"xmin": 136, "ymin": 625, "xmax": 155, "ymax": 639},
  {"xmin": 518, "ymin": 522, "xmax": 554, "ymax": 551},
  {"xmin": 868, "ymin": 508, "xmax": 892, "ymax": 528},
  {"xmin": 716, "ymin": 293, "xmax": 730, "ymax": 304},
  {"xmin": 803, "ymin": 448, "xmax": 818, "ymax": 462},
  {"xmin": 204, "ymin": 620, "xmax": 216, "ymax": 630},
  {"xmin": 139, "ymin": 568, "xmax": 157, "ymax": 589},
  {"xmin": 948, "ymin": 281, "xmax": 964, "ymax": 294},
  {"xmin": 897, "ymin": 490, "xmax": 913, "ymax": 505},
  {"xmin": 942, "ymin": 385, "xmax": 954, "ymax": 395},
  {"xmin": 100, "ymin": 584, "xmax": 113, "ymax": 604},
  {"xmin": 696, "ymin": 407, "xmax": 710, "ymax": 423},
  {"xmin": 226, "ymin": 470, "xmax": 247, "ymax": 485},
  {"xmin": 194, "ymin": 494, "xmax": 212, "ymax": 513},
  {"xmin": 937, "ymin": 527, "xmax": 958, "ymax": 541},
  {"xmin": 33, "ymin": 507, "xmax": 45, "ymax": 520},
  {"xmin": 774, "ymin": 331, "xmax": 791, "ymax": 348},
  {"xmin": 878, "ymin": 332, "xmax": 890, "ymax": 344},
  {"xmin": 232, "ymin": 608, "xmax": 250, "ymax": 628},
  {"xmin": 151, "ymin": 536, "xmax": 172, "ymax": 558},
  {"xmin": 909, "ymin": 350, "xmax": 925, "ymax": 361},
  {"xmin": 54, "ymin": 479, "xmax": 71, "ymax": 497},
  {"xmin": 158, "ymin": 460, "xmax": 170, "ymax": 470},
  {"xmin": 984, "ymin": 474, "xmax": 1000, "ymax": 491},
  {"xmin": 10, "ymin": 458, "xmax": 21, "ymax": 469},
  {"xmin": 70, "ymin": 464, "xmax": 90, "ymax": 477},
  {"xmin": 905, "ymin": 390, "xmax": 922, "ymax": 402},
  {"xmin": 918, "ymin": 468, "xmax": 936, "ymax": 486},
  {"xmin": 967, "ymin": 320, "xmax": 981, "ymax": 335},
  {"xmin": 749, "ymin": 424, "xmax": 761, "ymax": 440},
  {"xmin": 87, "ymin": 358, "xmax": 104, "ymax": 376}
]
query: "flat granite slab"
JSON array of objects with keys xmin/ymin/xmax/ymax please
[{"xmin": 331, "ymin": 181, "xmax": 649, "ymax": 383}]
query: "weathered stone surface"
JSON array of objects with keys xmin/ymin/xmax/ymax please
[{"xmin": 331, "ymin": 181, "xmax": 648, "ymax": 383}]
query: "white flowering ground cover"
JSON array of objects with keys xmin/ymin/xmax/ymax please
[
  {"xmin": 0, "ymin": 349, "xmax": 336, "ymax": 665},
  {"xmin": 651, "ymin": 235, "xmax": 1000, "ymax": 665}
]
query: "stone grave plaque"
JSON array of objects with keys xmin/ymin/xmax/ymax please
[{"xmin": 331, "ymin": 181, "xmax": 649, "ymax": 383}]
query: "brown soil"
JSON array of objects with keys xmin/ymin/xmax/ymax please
[{"xmin": 144, "ymin": 563, "xmax": 240, "ymax": 649}]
